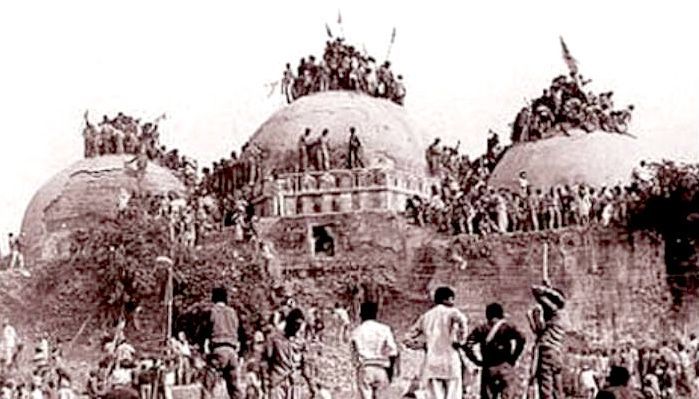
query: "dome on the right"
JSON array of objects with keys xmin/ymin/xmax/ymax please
[{"xmin": 488, "ymin": 129, "xmax": 649, "ymax": 191}]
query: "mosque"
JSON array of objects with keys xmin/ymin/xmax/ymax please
[{"xmin": 17, "ymin": 40, "xmax": 688, "ymax": 343}]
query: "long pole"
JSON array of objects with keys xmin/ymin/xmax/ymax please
[
  {"xmin": 542, "ymin": 242, "xmax": 549, "ymax": 283},
  {"xmin": 166, "ymin": 262, "xmax": 173, "ymax": 339},
  {"xmin": 157, "ymin": 255, "xmax": 175, "ymax": 340}
]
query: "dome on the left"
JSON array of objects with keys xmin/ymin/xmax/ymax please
[{"xmin": 20, "ymin": 155, "xmax": 185, "ymax": 263}]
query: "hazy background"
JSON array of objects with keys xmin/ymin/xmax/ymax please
[{"xmin": 0, "ymin": 0, "xmax": 697, "ymax": 253}]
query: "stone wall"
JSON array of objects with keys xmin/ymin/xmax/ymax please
[
  {"xmin": 425, "ymin": 228, "xmax": 673, "ymax": 345},
  {"xmin": 260, "ymin": 213, "xmax": 675, "ymax": 344}
]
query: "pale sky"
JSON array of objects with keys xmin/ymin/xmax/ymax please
[{"xmin": 0, "ymin": 1, "xmax": 697, "ymax": 253}]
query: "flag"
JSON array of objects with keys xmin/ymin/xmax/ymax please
[
  {"xmin": 560, "ymin": 36, "xmax": 578, "ymax": 75},
  {"xmin": 337, "ymin": 10, "xmax": 342, "ymax": 24},
  {"xmin": 325, "ymin": 23, "xmax": 333, "ymax": 38},
  {"xmin": 390, "ymin": 27, "xmax": 397, "ymax": 44}
]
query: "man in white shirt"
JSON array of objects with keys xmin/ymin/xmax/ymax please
[
  {"xmin": 2, "ymin": 319, "xmax": 18, "ymax": 368},
  {"xmin": 350, "ymin": 302, "xmax": 399, "ymax": 399},
  {"xmin": 406, "ymin": 286, "xmax": 468, "ymax": 399},
  {"xmin": 334, "ymin": 303, "xmax": 351, "ymax": 343}
]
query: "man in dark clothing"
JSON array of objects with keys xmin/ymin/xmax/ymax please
[
  {"xmin": 298, "ymin": 129, "xmax": 311, "ymax": 172},
  {"xmin": 347, "ymin": 126, "xmax": 364, "ymax": 169},
  {"xmin": 208, "ymin": 287, "xmax": 241, "ymax": 399},
  {"xmin": 595, "ymin": 366, "xmax": 643, "ymax": 399},
  {"xmin": 463, "ymin": 303, "xmax": 526, "ymax": 399}
]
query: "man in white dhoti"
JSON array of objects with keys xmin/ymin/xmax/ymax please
[{"xmin": 406, "ymin": 287, "xmax": 468, "ymax": 399}]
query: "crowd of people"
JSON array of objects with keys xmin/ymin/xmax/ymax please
[
  {"xmin": 566, "ymin": 336, "xmax": 699, "ymax": 398},
  {"xmin": 0, "ymin": 321, "xmax": 79, "ymax": 399},
  {"xmin": 2, "ymin": 278, "xmax": 699, "ymax": 399},
  {"xmin": 282, "ymin": 37, "xmax": 406, "ymax": 105},
  {"xmin": 412, "ymin": 129, "xmax": 657, "ymax": 236},
  {"xmin": 510, "ymin": 71, "xmax": 634, "ymax": 143},
  {"xmin": 82, "ymin": 111, "xmax": 198, "ymax": 189},
  {"xmin": 78, "ymin": 288, "xmax": 349, "ymax": 399},
  {"xmin": 116, "ymin": 186, "xmax": 257, "ymax": 248}
]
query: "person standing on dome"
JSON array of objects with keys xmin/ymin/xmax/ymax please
[
  {"xmin": 298, "ymin": 128, "xmax": 311, "ymax": 172},
  {"xmin": 347, "ymin": 127, "xmax": 364, "ymax": 169},
  {"xmin": 7, "ymin": 233, "xmax": 24, "ymax": 271},
  {"xmin": 82, "ymin": 111, "xmax": 97, "ymax": 158},
  {"xmin": 316, "ymin": 129, "xmax": 330, "ymax": 171},
  {"xmin": 392, "ymin": 75, "xmax": 406, "ymax": 105},
  {"xmin": 99, "ymin": 115, "xmax": 116, "ymax": 155},
  {"xmin": 282, "ymin": 63, "xmax": 295, "ymax": 104},
  {"xmin": 426, "ymin": 138, "xmax": 442, "ymax": 176}
]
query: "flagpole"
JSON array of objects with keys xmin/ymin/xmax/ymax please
[
  {"xmin": 385, "ymin": 27, "xmax": 396, "ymax": 61},
  {"xmin": 542, "ymin": 242, "xmax": 549, "ymax": 284},
  {"xmin": 166, "ymin": 261, "xmax": 173, "ymax": 339},
  {"xmin": 157, "ymin": 255, "xmax": 175, "ymax": 340}
]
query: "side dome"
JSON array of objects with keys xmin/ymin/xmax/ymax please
[
  {"xmin": 21, "ymin": 155, "xmax": 185, "ymax": 263},
  {"xmin": 489, "ymin": 130, "xmax": 648, "ymax": 191},
  {"xmin": 248, "ymin": 91, "xmax": 429, "ymax": 175}
]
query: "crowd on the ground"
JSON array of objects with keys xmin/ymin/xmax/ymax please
[
  {"xmin": 565, "ymin": 336, "xmax": 699, "ymax": 399},
  {"xmin": 82, "ymin": 111, "xmax": 198, "ymax": 188},
  {"xmin": 2, "ymin": 277, "xmax": 698, "ymax": 399},
  {"xmin": 282, "ymin": 37, "xmax": 406, "ymax": 105},
  {"xmin": 510, "ymin": 71, "xmax": 634, "ymax": 143},
  {"xmin": 0, "ymin": 320, "xmax": 79, "ymax": 399}
]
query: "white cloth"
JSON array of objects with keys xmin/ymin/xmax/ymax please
[
  {"xmin": 116, "ymin": 342, "xmax": 136, "ymax": 363},
  {"xmin": 428, "ymin": 378, "xmax": 461, "ymax": 399},
  {"xmin": 57, "ymin": 388, "xmax": 75, "ymax": 399},
  {"xmin": 350, "ymin": 320, "xmax": 398, "ymax": 368},
  {"xmin": 334, "ymin": 308, "xmax": 351, "ymax": 326},
  {"xmin": 580, "ymin": 369, "xmax": 597, "ymax": 390},
  {"xmin": 111, "ymin": 367, "xmax": 133, "ymax": 386},
  {"xmin": 3, "ymin": 325, "xmax": 17, "ymax": 349},
  {"xmin": 518, "ymin": 177, "xmax": 529, "ymax": 191}
]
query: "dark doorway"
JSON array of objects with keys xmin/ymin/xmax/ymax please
[{"xmin": 312, "ymin": 225, "xmax": 335, "ymax": 256}]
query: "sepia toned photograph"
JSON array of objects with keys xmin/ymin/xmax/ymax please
[{"xmin": 0, "ymin": 1, "xmax": 697, "ymax": 398}]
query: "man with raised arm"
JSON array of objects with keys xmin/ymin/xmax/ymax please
[{"xmin": 528, "ymin": 281, "xmax": 567, "ymax": 399}]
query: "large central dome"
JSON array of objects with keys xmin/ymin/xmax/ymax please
[{"xmin": 248, "ymin": 91, "xmax": 429, "ymax": 175}]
